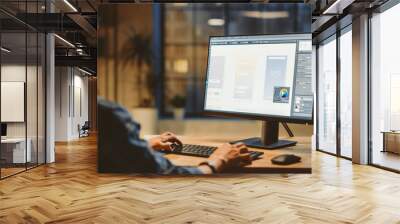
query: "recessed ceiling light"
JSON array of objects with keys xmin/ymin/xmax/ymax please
[
  {"xmin": 54, "ymin": 34, "xmax": 75, "ymax": 48},
  {"xmin": 1, "ymin": 47, "xmax": 11, "ymax": 53},
  {"xmin": 322, "ymin": 0, "xmax": 352, "ymax": 15},
  {"xmin": 78, "ymin": 67, "xmax": 93, "ymax": 76},
  {"xmin": 208, "ymin": 18, "xmax": 225, "ymax": 26},
  {"xmin": 242, "ymin": 11, "xmax": 289, "ymax": 19},
  {"xmin": 63, "ymin": 0, "xmax": 78, "ymax": 12},
  {"xmin": 172, "ymin": 3, "xmax": 188, "ymax": 7}
]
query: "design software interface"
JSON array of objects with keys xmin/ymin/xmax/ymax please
[{"xmin": 204, "ymin": 34, "xmax": 313, "ymax": 120}]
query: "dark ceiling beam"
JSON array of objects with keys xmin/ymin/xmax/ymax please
[
  {"xmin": 55, "ymin": 55, "xmax": 96, "ymax": 69},
  {"xmin": 67, "ymin": 13, "xmax": 97, "ymax": 38},
  {"xmin": 86, "ymin": 0, "xmax": 97, "ymax": 12},
  {"xmin": 13, "ymin": 13, "xmax": 84, "ymax": 32}
]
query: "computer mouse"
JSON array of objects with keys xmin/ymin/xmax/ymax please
[{"xmin": 271, "ymin": 154, "xmax": 301, "ymax": 165}]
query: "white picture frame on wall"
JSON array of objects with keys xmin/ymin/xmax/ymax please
[{"xmin": 1, "ymin": 81, "xmax": 25, "ymax": 122}]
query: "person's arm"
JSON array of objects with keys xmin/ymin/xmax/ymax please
[{"xmin": 198, "ymin": 142, "xmax": 251, "ymax": 173}]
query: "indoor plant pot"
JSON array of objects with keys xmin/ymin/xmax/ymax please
[
  {"xmin": 173, "ymin": 108, "xmax": 185, "ymax": 120},
  {"xmin": 170, "ymin": 95, "xmax": 186, "ymax": 120}
]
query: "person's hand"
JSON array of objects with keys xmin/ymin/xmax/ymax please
[
  {"xmin": 199, "ymin": 142, "xmax": 251, "ymax": 173},
  {"xmin": 148, "ymin": 132, "xmax": 182, "ymax": 152}
]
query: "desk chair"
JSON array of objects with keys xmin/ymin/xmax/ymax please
[{"xmin": 78, "ymin": 121, "xmax": 90, "ymax": 138}]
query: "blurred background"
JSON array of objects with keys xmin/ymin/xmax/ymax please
[{"xmin": 98, "ymin": 3, "xmax": 313, "ymax": 138}]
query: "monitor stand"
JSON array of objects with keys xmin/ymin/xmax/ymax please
[{"xmin": 231, "ymin": 121, "xmax": 297, "ymax": 149}]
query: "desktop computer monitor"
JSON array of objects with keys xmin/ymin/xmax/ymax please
[
  {"xmin": 203, "ymin": 33, "xmax": 313, "ymax": 149},
  {"xmin": 1, "ymin": 123, "xmax": 7, "ymax": 138}
]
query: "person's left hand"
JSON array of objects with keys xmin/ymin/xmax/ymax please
[{"xmin": 148, "ymin": 132, "xmax": 182, "ymax": 152}]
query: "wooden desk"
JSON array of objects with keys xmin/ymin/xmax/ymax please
[
  {"xmin": 381, "ymin": 131, "xmax": 400, "ymax": 154},
  {"xmin": 1, "ymin": 138, "xmax": 31, "ymax": 164},
  {"xmin": 162, "ymin": 136, "xmax": 311, "ymax": 174}
]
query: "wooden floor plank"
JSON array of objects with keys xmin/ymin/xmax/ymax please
[{"xmin": 0, "ymin": 135, "xmax": 399, "ymax": 223}]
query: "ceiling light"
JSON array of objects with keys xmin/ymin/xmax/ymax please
[
  {"xmin": 54, "ymin": 34, "xmax": 75, "ymax": 48},
  {"xmin": 242, "ymin": 11, "xmax": 289, "ymax": 19},
  {"xmin": 63, "ymin": 0, "xmax": 78, "ymax": 12},
  {"xmin": 78, "ymin": 67, "xmax": 93, "ymax": 76},
  {"xmin": 172, "ymin": 3, "xmax": 188, "ymax": 7},
  {"xmin": 322, "ymin": 0, "xmax": 353, "ymax": 15},
  {"xmin": 1, "ymin": 47, "xmax": 11, "ymax": 53},
  {"xmin": 208, "ymin": 18, "xmax": 225, "ymax": 26}
]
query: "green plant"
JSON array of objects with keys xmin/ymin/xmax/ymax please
[
  {"xmin": 121, "ymin": 28, "xmax": 155, "ymax": 107},
  {"xmin": 170, "ymin": 95, "xmax": 186, "ymax": 108}
]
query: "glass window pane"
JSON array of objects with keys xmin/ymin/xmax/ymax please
[
  {"xmin": 194, "ymin": 7, "xmax": 224, "ymax": 43},
  {"xmin": 340, "ymin": 28, "xmax": 352, "ymax": 158},
  {"xmin": 38, "ymin": 33, "xmax": 46, "ymax": 165},
  {"xmin": 1, "ymin": 30, "xmax": 28, "ymax": 177},
  {"xmin": 163, "ymin": 3, "xmax": 310, "ymax": 117},
  {"xmin": 27, "ymin": 31, "xmax": 38, "ymax": 168},
  {"xmin": 317, "ymin": 36, "xmax": 337, "ymax": 154},
  {"xmin": 165, "ymin": 7, "xmax": 193, "ymax": 44},
  {"xmin": 164, "ymin": 45, "xmax": 193, "ymax": 112},
  {"xmin": 371, "ymin": 4, "xmax": 400, "ymax": 171}
]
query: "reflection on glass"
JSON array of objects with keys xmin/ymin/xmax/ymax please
[
  {"xmin": 38, "ymin": 33, "xmax": 46, "ymax": 165},
  {"xmin": 371, "ymin": 4, "xmax": 400, "ymax": 171},
  {"xmin": 1, "ymin": 31, "xmax": 27, "ymax": 177},
  {"xmin": 340, "ymin": 28, "xmax": 352, "ymax": 158},
  {"xmin": 318, "ymin": 36, "xmax": 337, "ymax": 154},
  {"xmin": 0, "ymin": 0, "xmax": 46, "ymax": 178},
  {"xmin": 27, "ymin": 31, "xmax": 38, "ymax": 169}
]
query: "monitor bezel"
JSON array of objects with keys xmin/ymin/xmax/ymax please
[{"xmin": 202, "ymin": 33, "xmax": 314, "ymax": 125}]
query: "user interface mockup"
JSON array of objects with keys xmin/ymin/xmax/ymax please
[{"xmin": 204, "ymin": 34, "xmax": 313, "ymax": 120}]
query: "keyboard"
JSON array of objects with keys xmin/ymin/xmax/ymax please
[{"xmin": 169, "ymin": 144, "xmax": 264, "ymax": 160}]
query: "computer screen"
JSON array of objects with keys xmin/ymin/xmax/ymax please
[
  {"xmin": 204, "ymin": 34, "xmax": 313, "ymax": 122},
  {"xmin": 1, "ymin": 123, "xmax": 7, "ymax": 137}
]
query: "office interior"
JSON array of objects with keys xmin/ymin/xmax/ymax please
[
  {"xmin": 0, "ymin": 0, "xmax": 400, "ymax": 222},
  {"xmin": 96, "ymin": 4, "xmax": 314, "ymax": 174}
]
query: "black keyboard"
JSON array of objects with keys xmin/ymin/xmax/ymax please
[{"xmin": 169, "ymin": 144, "xmax": 264, "ymax": 160}]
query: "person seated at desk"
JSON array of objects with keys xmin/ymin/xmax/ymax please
[{"xmin": 98, "ymin": 98, "xmax": 252, "ymax": 174}]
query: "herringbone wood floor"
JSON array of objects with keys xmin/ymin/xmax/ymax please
[{"xmin": 1, "ymin": 135, "xmax": 400, "ymax": 224}]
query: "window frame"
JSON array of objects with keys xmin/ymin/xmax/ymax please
[{"xmin": 315, "ymin": 23, "xmax": 353, "ymax": 161}]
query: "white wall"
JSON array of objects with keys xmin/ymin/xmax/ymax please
[
  {"xmin": 55, "ymin": 67, "xmax": 89, "ymax": 141},
  {"xmin": 1, "ymin": 63, "xmax": 46, "ymax": 164},
  {"xmin": 1, "ymin": 65, "xmax": 32, "ymax": 138}
]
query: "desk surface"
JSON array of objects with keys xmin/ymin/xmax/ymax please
[
  {"xmin": 162, "ymin": 136, "xmax": 311, "ymax": 174},
  {"xmin": 1, "ymin": 138, "xmax": 26, "ymax": 143}
]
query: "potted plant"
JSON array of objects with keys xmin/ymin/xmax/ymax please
[
  {"xmin": 121, "ymin": 29, "xmax": 158, "ymax": 135},
  {"xmin": 170, "ymin": 95, "xmax": 186, "ymax": 120}
]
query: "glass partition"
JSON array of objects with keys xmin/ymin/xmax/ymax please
[
  {"xmin": 339, "ymin": 27, "xmax": 352, "ymax": 158},
  {"xmin": 370, "ymin": 3, "xmax": 400, "ymax": 171},
  {"xmin": 1, "ymin": 30, "xmax": 28, "ymax": 177},
  {"xmin": 38, "ymin": 32, "xmax": 46, "ymax": 165},
  {"xmin": 0, "ymin": 2, "xmax": 46, "ymax": 179},
  {"xmin": 27, "ymin": 30, "xmax": 38, "ymax": 169},
  {"xmin": 317, "ymin": 35, "xmax": 337, "ymax": 154}
]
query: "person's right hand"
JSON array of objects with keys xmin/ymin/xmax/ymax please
[{"xmin": 206, "ymin": 142, "xmax": 252, "ymax": 172}]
